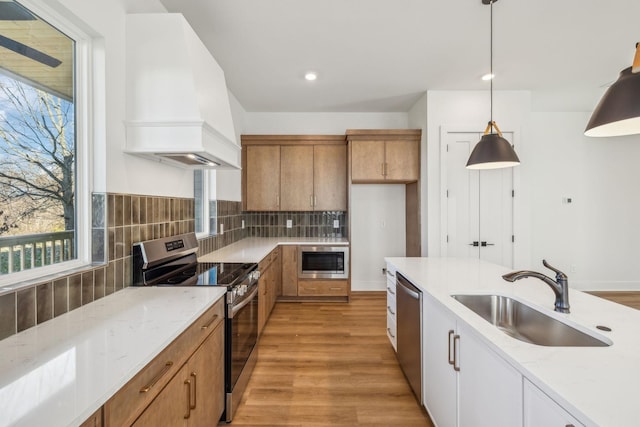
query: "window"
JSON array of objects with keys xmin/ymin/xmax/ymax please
[
  {"xmin": 194, "ymin": 170, "xmax": 217, "ymax": 236},
  {"xmin": 0, "ymin": 0, "xmax": 91, "ymax": 284}
]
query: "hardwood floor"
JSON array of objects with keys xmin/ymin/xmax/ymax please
[
  {"xmin": 587, "ymin": 291, "xmax": 640, "ymax": 310},
  {"xmin": 231, "ymin": 293, "xmax": 434, "ymax": 427}
]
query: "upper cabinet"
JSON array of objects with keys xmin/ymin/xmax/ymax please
[
  {"xmin": 245, "ymin": 145, "xmax": 281, "ymax": 211},
  {"xmin": 347, "ymin": 129, "xmax": 421, "ymax": 183},
  {"xmin": 242, "ymin": 135, "xmax": 347, "ymax": 212}
]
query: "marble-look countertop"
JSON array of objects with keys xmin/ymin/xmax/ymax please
[
  {"xmin": 385, "ymin": 257, "xmax": 639, "ymax": 427},
  {"xmin": 0, "ymin": 286, "xmax": 226, "ymax": 427},
  {"xmin": 198, "ymin": 237, "xmax": 349, "ymax": 263}
]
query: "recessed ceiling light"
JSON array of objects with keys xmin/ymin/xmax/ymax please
[
  {"xmin": 304, "ymin": 72, "xmax": 317, "ymax": 81},
  {"xmin": 481, "ymin": 73, "xmax": 495, "ymax": 81}
]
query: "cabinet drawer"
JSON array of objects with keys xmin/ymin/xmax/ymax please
[
  {"xmin": 387, "ymin": 313, "xmax": 397, "ymax": 350},
  {"xmin": 298, "ymin": 280, "xmax": 348, "ymax": 296},
  {"xmin": 104, "ymin": 298, "xmax": 224, "ymax": 427}
]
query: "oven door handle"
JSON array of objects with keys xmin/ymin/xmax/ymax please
[{"xmin": 229, "ymin": 285, "xmax": 259, "ymax": 319}]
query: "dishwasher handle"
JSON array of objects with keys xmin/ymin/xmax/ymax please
[{"xmin": 396, "ymin": 274, "xmax": 421, "ymax": 299}]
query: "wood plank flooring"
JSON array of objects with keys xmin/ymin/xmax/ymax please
[
  {"xmin": 230, "ymin": 293, "xmax": 434, "ymax": 427},
  {"xmin": 587, "ymin": 291, "xmax": 640, "ymax": 310}
]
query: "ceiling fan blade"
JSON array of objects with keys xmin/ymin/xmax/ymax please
[
  {"xmin": 0, "ymin": 34, "xmax": 61, "ymax": 68},
  {"xmin": 0, "ymin": 2, "xmax": 36, "ymax": 21}
]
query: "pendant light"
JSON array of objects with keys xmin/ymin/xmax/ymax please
[
  {"xmin": 466, "ymin": 0, "xmax": 520, "ymax": 170},
  {"xmin": 584, "ymin": 43, "xmax": 640, "ymax": 137}
]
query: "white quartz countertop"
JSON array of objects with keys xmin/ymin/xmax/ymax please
[
  {"xmin": 0, "ymin": 286, "xmax": 226, "ymax": 427},
  {"xmin": 198, "ymin": 237, "xmax": 349, "ymax": 263},
  {"xmin": 385, "ymin": 257, "xmax": 639, "ymax": 427}
]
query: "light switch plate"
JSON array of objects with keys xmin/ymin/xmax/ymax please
[
  {"xmin": 333, "ymin": 220, "xmax": 339, "ymax": 229},
  {"xmin": 241, "ymin": 220, "xmax": 245, "ymax": 229},
  {"xmin": 286, "ymin": 219, "xmax": 292, "ymax": 228},
  {"xmin": 220, "ymin": 223, "xmax": 224, "ymax": 235}
]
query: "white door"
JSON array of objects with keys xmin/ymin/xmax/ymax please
[{"xmin": 444, "ymin": 130, "xmax": 514, "ymax": 268}]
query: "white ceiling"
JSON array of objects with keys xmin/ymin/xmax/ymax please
[{"xmin": 157, "ymin": 0, "xmax": 640, "ymax": 113}]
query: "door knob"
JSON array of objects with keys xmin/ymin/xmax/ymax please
[
  {"xmin": 469, "ymin": 241, "xmax": 479, "ymax": 247},
  {"xmin": 480, "ymin": 241, "xmax": 495, "ymax": 247}
]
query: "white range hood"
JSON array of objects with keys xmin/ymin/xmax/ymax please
[{"xmin": 124, "ymin": 13, "xmax": 240, "ymax": 169}]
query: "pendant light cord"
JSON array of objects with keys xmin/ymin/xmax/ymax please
[{"xmin": 490, "ymin": 0, "xmax": 494, "ymax": 129}]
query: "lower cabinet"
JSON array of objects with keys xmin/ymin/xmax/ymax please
[
  {"xmin": 104, "ymin": 299, "xmax": 224, "ymax": 426},
  {"xmin": 133, "ymin": 319, "xmax": 224, "ymax": 426},
  {"xmin": 385, "ymin": 263, "xmax": 397, "ymax": 350},
  {"xmin": 258, "ymin": 247, "xmax": 280, "ymax": 335},
  {"xmin": 281, "ymin": 245, "xmax": 298, "ymax": 297},
  {"xmin": 523, "ymin": 379, "xmax": 584, "ymax": 427},
  {"xmin": 423, "ymin": 292, "xmax": 522, "ymax": 427},
  {"xmin": 80, "ymin": 408, "xmax": 102, "ymax": 427},
  {"xmin": 297, "ymin": 280, "xmax": 348, "ymax": 296}
]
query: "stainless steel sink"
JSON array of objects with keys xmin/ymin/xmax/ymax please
[{"xmin": 451, "ymin": 294, "xmax": 611, "ymax": 347}]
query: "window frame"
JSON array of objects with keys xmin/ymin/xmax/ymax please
[{"xmin": 0, "ymin": 0, "xmax": 95, "ymax": 288}]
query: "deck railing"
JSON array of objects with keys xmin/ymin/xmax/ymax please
[{"xmin": 0, "ymin": 231, "xmax": 75, "ymax": 274}]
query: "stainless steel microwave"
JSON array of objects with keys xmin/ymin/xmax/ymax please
[{"xmin": 298, "ymin": 246, "xmax": 349, "ymax": 279}]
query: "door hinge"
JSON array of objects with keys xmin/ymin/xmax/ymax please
[
  {"xmin": 512, "ymin": 235, "xmax": 515, "ymax": 243},
  {"xmin": 446, "ymin": 144, "xmax": 449, "ymax": 152},
  {"xmin": 446, "ymin": 190, "xmax": 449, "ymax": 198},
  {"xmin": 511, "ymin": 189, "xmax": 515, "ymax": 197},
  {"xmin": 446, "ymin": 235, "xmax": 449, "ymax": 243}
]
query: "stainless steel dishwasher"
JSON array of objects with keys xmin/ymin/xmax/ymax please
[{"xmin": 396, "ymin": 272, "xmax": 423, "ymax": 403}]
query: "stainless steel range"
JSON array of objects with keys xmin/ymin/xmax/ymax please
[{"xmin": 132, "ymin": 232, "xmax": 260, "ymax": 423}]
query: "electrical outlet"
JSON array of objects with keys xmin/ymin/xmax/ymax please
[
  {"xmin": 333, "ymin": 220, "xmax": 339, "ymax": 229},
  {"xmin": 286, "ymin": 219, "xmax": 292, "ymax": 228},
  {"xmin": 220, "ymin": 223, "xmax": 224, "ymax": 235},
  {"xmin": 241, "ymin": 220, "xmax": 245, "ymax": 229}
]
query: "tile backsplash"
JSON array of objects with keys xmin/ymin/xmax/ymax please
[
  {"xmin": 0, "ymin": 197, "xmax": 349, "ymax": 341},
  {"xmin": 0, "ymin": 193, "xmax": 195, "ymax": 340}
]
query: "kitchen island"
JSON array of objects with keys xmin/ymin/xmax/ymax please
[
  {"xmin": 0, "ymin": 286, "xmax": 226, "ymax": 427},
  {"xmin": 386, "ymin": 257, "xmax": 639, "ymax": 427}
]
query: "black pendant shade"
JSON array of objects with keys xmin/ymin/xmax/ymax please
[
  {"xmin": 466, "ymin": 0, "xmax": 520, "ymax": 170},
  {"xmin": 466, "ymin": 132, "xmax": 520, "ymax": 170},
  {"xmin": 585, "ymin": 66, "xmax": 640, "ymax": 137}
]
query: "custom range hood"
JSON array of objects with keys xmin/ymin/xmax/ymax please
[{"xmin": 124, "ymin": 13, "xmax": 240, "ymax": 169}]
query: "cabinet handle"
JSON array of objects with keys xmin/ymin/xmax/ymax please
[
  {"xmin": 566, "ymin": 425, "xmax": 575, "ymax": 427},
  {"xmin": 139, "ymin": 361, "xmax": 173, "ymax": 393},
  {"xmin": 200, "ymin": 314, "xmax": 219, "ymax": 330},
  {"xmin": 381, "ymin": 162, "xmax": 385, "ymax": 176},
  {"xmin": 190, "ymin": 372, "xmax": 197, "ymax": 409},
  {"xmin": 310, "ymin": 195, "xmax": 314, "ymax": 208},
  {"xmin": 387, "ymin": 286, "xmax": 395, "ymax": 295},
  {"xmin": 184, "ymin": 379, "xmax": 192, "ymax": 419},
  {"xmin": 306, "ymin": 287, "xmax": 317, "ymax": 290},
  {"xmin": 330, "ymin": 287, "xmax": 342, "ymax": 291},
  {"xmin": 387, "ymin": 306, "xmax": 396, "ymax": 316},
  {"xmin": 447, "ymin": 330, "xmax": 455, "ymax": 366},
  {"xmin": 387, "ymin": 327, "xmax": 396, "ymax": 339},
  {"xmin": 453, "ymin": 334, "xmax": 461, "ymax": 372},
  {"xmin": 276, "ymin": 194, "xmax": 279, "ymax": 206}
]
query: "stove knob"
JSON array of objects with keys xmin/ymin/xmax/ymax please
[
  {"xmin": 237, "ymin": 286, "xmax": 245, "ymax": 297},
  {"xmin": 252, "ymin": 271, "xmax": 261, "ymax": 281}
]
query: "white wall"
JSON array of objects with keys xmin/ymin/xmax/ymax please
[
  {"xmin": 351, "ymin": 185, "xmax": 406, "ymax": 291},
  {"xmin": 425, "ymin": 90, "xmax": 532, "ymax": 268},
  {"xmin": 407, "ymin": 93, "xmax": 428, "ymax": 255},
  {"xmin": 215, "ymin": 91, "xmax": 245, "ymax": 201},
  {"xmin": 529, "ymin": 113, "xmax": 640, "ymax": 290}
]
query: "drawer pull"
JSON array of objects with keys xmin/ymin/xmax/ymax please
[
  {"xmin": 184, "ymin": 379, "xmax": 192, "ymax": 419},
  {"xmin": 200, "ymin": 314, "xmax": 219, "ymax": 330},
  {"xmin": 387, "ymin": 306, "xmax": 396, "ymax": 316},
  {"xmin": 306, "ymin": 287, "xmax": 317, "ymax": 290},
  {"xmin": 139, "ymin": 361, "xmax": 173, "ymax": 393},
  {"xmin": 190, "ymin": 372, "xmax": 197, "ymax": 409},
  {"xmin": 387, "ymin": 327, "xmax": 395, "ymax": 339},
  {"xmin": 330, "ymin": 287, "xmax": 342, "ymax": 291},
  {"xmin": 447, "ymin": 330, "xmax": 455, "ymax": 366}
]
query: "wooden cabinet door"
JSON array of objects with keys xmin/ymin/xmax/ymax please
[
  {"xmin": 280, "ymin": 145, "xmax": 314, "ymax": 211},
  {"xmin": 384, "ymin": 139, "xmax": 419, "ymax": 182},
  {"xmin": 313, "ymin": 145, "xmax": 347, "ymax": 211},
  {"xmin": 351, "ymin": 140, "xmax": 385, "ymax": 182},
  {"xmin": 132, "ymin": 364, "xmax": 189, "ymax": 427},
  {"xmin": 187, "ymin": 321, "xmax": 225, "ymax": 426},
  {"xmin": 246, "ymin": 145, "xmax": 280, "ymax": 211},
  {"xmin": 281, "ymin": 245, "xmax": 298, "ymax": 296},
  {"xmin": 257, "ymin": 269, "xmax": 269, "ymax": 335}
]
